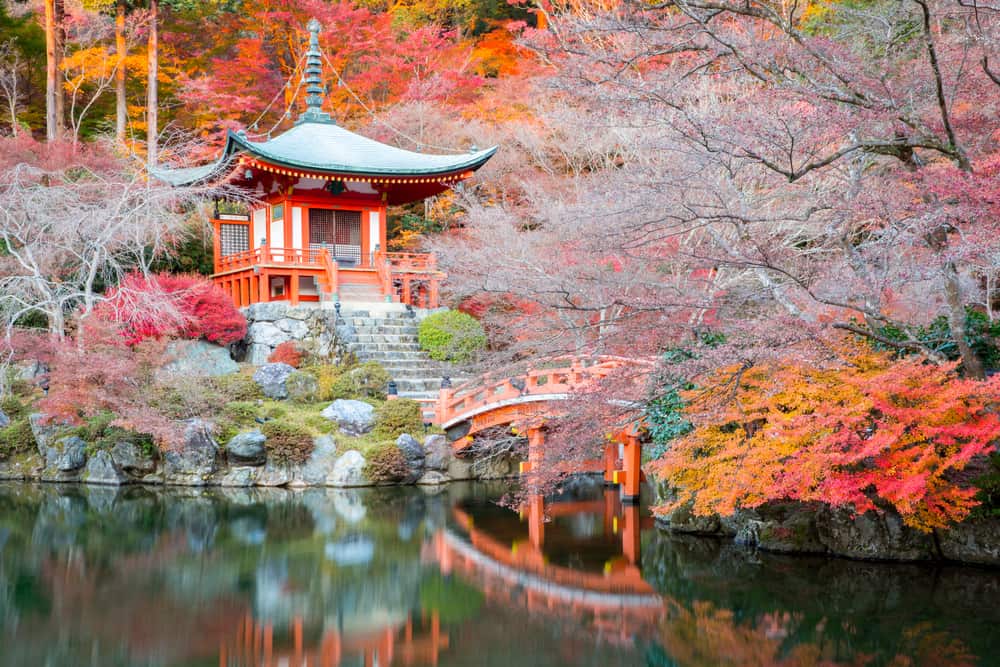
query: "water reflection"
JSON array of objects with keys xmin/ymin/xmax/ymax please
[{"xmin": 0, "ymin": 480, "xmax": 998, "ymax": 666}]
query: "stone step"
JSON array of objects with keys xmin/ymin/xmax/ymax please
[
  {"xmin": 348, "ymin": 343, "xmax": 422, "ymax": 352},
  {"xmin": 353, "ymin": 352, "xmax": 429, "ymax": 362},
  {"xmin": 352, "ymin": 334, "xmax": 415, "ymax": 344},
  {"xmin": 395, "ymin": 378, "xmax": 450, "ymax": 392}
]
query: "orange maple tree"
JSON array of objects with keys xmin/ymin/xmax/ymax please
[{"xmin": 652, "ymin": 348, "xmax": 1000, "ymax": 531}]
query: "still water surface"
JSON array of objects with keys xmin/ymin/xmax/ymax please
[{"xmin": 1, "ymin": 480, "xmax": 999, "ymax": 666}]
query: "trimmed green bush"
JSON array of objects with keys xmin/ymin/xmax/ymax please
[
  {"xmin": 418, "ymin": 310, "xmax": 486, "ymax": 363},
  {"xmin": 364, "ymin": 441, "xmax": 409, "ymax": 483},
  {"xmin": 374, "ymin": 399, "xmax": 424, "ymax": 439},
  {"xmin": 71, "ymin": 411, "xmax": 155, "ymax": 457},
  {"xmin": 286, "ymin": 370, "xmax": 320, "ymax": 403},
  {"xmin": 223, "ymin": 401, "xmax": 258, "ymax": 423},
  {"xmin": 261, "ymin": 420, "xmax": 315, "ymax": 465},
  {"xmin": 331, "ymin": 361, "xmax": 391, "ymax": 400}
]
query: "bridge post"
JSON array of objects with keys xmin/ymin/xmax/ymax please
[
  {"xmin": 521, "ymin": 426, "xmax": 544, "ymax": 474},
  {"xmin": 621, "ymin": 434, "xmax": 642, "ymax": 504},
  {"xmin": 436, "ymin": 378, "xmax": 453, "ymax": 426},
  {"xmin": 603, "ymin": 441, "xmax": 618, "ymax": 486}
]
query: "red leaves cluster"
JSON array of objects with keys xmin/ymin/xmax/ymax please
[
  {"xmin": 267, "ymin": 341, "xmax": 304, "ymax": 368},
  {"xmin": 94, "ymin": 272, "xmax": 246, "ymax": 347}
]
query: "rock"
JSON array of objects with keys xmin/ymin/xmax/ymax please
[
  {"xmin": 472, "ymin": 456, "xmax": 515, "ymax": 480},
  {"xmin": 255, "ymin": 460, "xmax": 293, "ymax": 487},
  {"xmin": 286, "ymin": 371, "xmax": 319, "ymax": 402},
  {"xmin": 218, "ymin": 466, "xmax": 257, "ymax": 487},
  {"xmin": 417, "ymin": 470, "xmax": 450, "ymax": 486},
  {"xmin": 0, "ymin": 409, "xmax": 8, "ymax": 428},
  {"xmin": 327, "ymin": 450, "xmax": 368, "ymax": 487},
  {"xmin": 294, "ymin": 435, "xmax": 338, "ymax": 486},
  {"xmin": 396, "ymin": 434, "xmax": 425, "ymax": 484},
  {"xmin": 734, "ymin": 504, "xmax": 826, "ymax": 554},
  {"xmin": 660, "ymin": 500, "xmax": 721, "ymax": 535},
  {"xmin": 246, "ymin": 301, "xmax": 287, "ymax": 322},
  {"xmin": 247, "ymin": 344, "xmax": 272, "ymax": 366},
  {"xmin": 16, "ymin": 359, "xmax": 47, "ymax": 383},
  {"xmin": 225, "ymin": 430, "xmax": 267, "ymax": 465},
  {"xmin": 447, "ymin": 456, "xmax": 475, "ymax": 481},
  {"xmin": 160, "ymin": 340, "xmax": 239, "ymax": 378},
  {"xmin": 110, "ymin": 440, "xmax": 157, "ymax": 476},
  {"xmin": 321, "ymin": 400, "xmax": 375, "ymax": 436},
  {"xmin": 325, "ymin": 535, "xmax": 374, "ymax": 566},
  {"xmin": 252, "ymin": 362, "xmax": 296, "ymax": 399},
  {"xmin": 815, "ymin": 507, "xmax": 936, "ymax": 561},
  {"xmin": 247, "ymin": 321, "xmax": 288, "ymax": 347},
  {"xmin": 83, "ymin": 450, "xmax": 128, "ymax": 485},
  {"xmin": 284, "ymin": 306, "xmax": 312, "ymax": 321},
  {"xmin": 423, "ymin": 434, "xmax": 450, "ymax": 471},
  {"xmin": 939, "ymin": 518, "xmax": 1000, "ymax": 566},
  {"xmin": 162, "ymin": 419, "xmax": 218, "ymax": 486},
  {"xmin": 45, "ymin": 436, "xmax": 87, "ymax": 473},
  {"xmin": 275, "ymin": 317, "xmax": 309, "ymax": 338},
  {"xmin": 29, "ymin": 412, "xmax": 68, "ymax": 451}
]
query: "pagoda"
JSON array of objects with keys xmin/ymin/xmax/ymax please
[{"xmin": 159, "ymin": 18, "xmax": 496, "ymax": 309}]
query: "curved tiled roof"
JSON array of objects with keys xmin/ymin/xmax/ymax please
[{"xmin": 154, "ymin": 121, "xmax": 497, "ymax": 186}]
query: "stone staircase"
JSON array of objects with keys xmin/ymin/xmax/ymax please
[{"xmin": 341, "ymin": 308, "xmax": 464, "ymax": 419}]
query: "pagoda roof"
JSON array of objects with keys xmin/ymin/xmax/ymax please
[{"xmin": 155, "ymin": 121, "xmax": 497, "ymax": 187}]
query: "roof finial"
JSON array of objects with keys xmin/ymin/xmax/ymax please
[{"xmin": 298, "ymin": 18, "xmax": 333, "ymax": 124}]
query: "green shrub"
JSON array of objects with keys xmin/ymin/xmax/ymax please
[
  {"xmin": 0, "ymin": 419, "xmax": 36, "ymax": 459},
  {"xmin": 0, "ymin": 394, "xmax": 29, "ymax": 421},
  {"xmin": 418, "ymin": 310, "xmax": 486, "ymax": 363},
  {"xmin": 973, "ymin": 453, "xmax": 1000, "ymax": 519},
  {"xmin": 374, "ymin": 399, "xmax": 424, "ymax": 439},
  {"xmin": 71, "ymin": 411, "xmax": 155, "ymax": 456},
  {"xmin": 223, "ymin": 401, "xmax": 258, "ymax": 423},
  {"xmin": 364, "ymin": 441, "xmax": 409, "ymax": 483},
  {"xmin": 261, "ymin": 420, "xmax": 315, "ymax": 465},
  {"xmin": 303, "ymin": 414, "xmax": 335, "ymax": 434},
  {"xmin": 286, "ymin": 370, "xmax": 320, "ymax": 403},
  {"xmin": 306, "ymin": 364, "xmax": 345, "ymax": 401},
  {"xmin": 331, "ymin": 361, "xmax": 391, "ymax": 400},
  {"xmin": 211, "ymin": 371, "xmax": 264, "ymax": 402}
]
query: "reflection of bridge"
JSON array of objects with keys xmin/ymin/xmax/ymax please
[
  {"xmin": 221, "ymin": 610, "xmax": 448, "ymax": 667},
  {"xmin": 427, "ymin": 490, "xmax": 663, "ymax": 645},
  {"xmin": 429, "ymin": 357, "xmax": 654, "ymax": 502}
]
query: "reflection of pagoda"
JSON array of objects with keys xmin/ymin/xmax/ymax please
[
  {"xmin": 221, "ymin": 611, "xmax": 448, "ymax": 667},
  {"xmin": 425, "ymin": 488, "xmax": 664, "ymax": 647}
]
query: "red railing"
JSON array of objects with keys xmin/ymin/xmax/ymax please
[
  {"xmin": 386, "ymin": 252, "xmax": 438, "ymax": 273},
  {"xmin": 216, "ymin": 246, "xmax": 330, "ymax": 273},
  {"xmin": 376, "ymin": 251, "xmax": 445, "ymax": 308},
  {"xmin": 435, "ymin": 356, "xmax": 655, "ymax": 426}
]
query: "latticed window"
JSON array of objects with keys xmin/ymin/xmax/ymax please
[
  {"xmin": 309, "ymin": 208, "xmax": 361, "ymax": 265},
  {"xmin": 220, "ymin": 223, "xmax": 249, "ymax": 256}
]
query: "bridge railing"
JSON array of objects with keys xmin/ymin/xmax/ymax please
[{"xmin": 435, "ymin": 356, "xmax": 653, "ymax": 427}]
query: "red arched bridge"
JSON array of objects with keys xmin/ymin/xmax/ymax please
[{"xmin": 423, "ymin": 356, "xmax": 655, "ymax": 503}]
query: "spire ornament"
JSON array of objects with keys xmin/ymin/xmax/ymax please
[{"xmin": 298, "ymin": 18, "xmax": 333, "ymax": 124}]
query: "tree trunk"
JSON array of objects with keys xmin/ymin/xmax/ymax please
[
  {"xmin": 943, "ymin": 259, "xmax": 985, "ymax": 378},
  {"xmin": 44, "ymin": 0, "xmax": 58, "ymax": 141},
  {"xmin": 54, "ymin": 0, "xmax": 65, "ymax": 137},
  {"xmin": 115, "ymin": 0, "xmax": 127, "ymax": 145},
  {"xmin": 146, "ymin": 0, "xmax": 158, "ymax": 168}
]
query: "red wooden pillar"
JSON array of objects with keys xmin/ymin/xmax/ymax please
[
  {"xmin": 290, "ymin": 270, "xmax": 300, "ymax": 305},
  {"xmin": 603, "ymin": 441, "xmax": 617, "ymax": 485},
  {"xmin": 620, "ymin": 434, "xmax": 642, "ymax": 503},
  {"xmin": 402, "ymin": 276, "xmax": 412, "ymax": 306},
  {"xmin": 429, "ymin": 279, "xmax": 440, "ymax": 309},
  {"xmin": 521, "ymin": 426, "xmax": 544, "ymax": 474},
  {"xmin": 259, "ymin": 272, "xmax": 269, "ymax": 303}
]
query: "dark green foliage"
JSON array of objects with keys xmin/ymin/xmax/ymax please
[
  {"xmin": 644, "ymin": 388, "xmax": 693, "ymax": 461},
  {"xmin": 374, "ymin": 399, "xmax": 424, "ymax": 438},
  {"xmin": 972, "ymin": 453, "xmax": 1000, "ymax": 519},
  {"xmin": 0, "ymin": 418, "xmax": 36, "ymax": 459},
  {"xmin": 331, "ymin": 361, "xmax": 391, "ymax": 400},
  {"xmin": 149, "ymin": 222, "xmax": 215, "ymax": 276},
  {"xmin": 364, "ymin": 441, "xmax": 408, "ymax": 483},
  {"xmin": 417, "ymin": 310, "xmax": 486, "ymax": 363},
  {"xmin": 868, "ymin": 307, "xmax": 1000, "ymax": 371},
  {"xmin": 261, "ymin": 420, "xmax": 314, "ymax": 464},
  {"xmin": 0, "ymin": 393, "xmax": 30, "ymax": 421},
  {"xmin": 222, "ymin": 401, "xmax": 258, "ymax": 423}
]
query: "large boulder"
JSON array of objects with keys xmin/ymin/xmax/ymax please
[
  {"xmin": 733, "ymin": 503, "xmax": 827, "ymax": 554},
  {"xmin": 294, "ymin": 435, "xmax": 339, "ymax": 486},
  {"xmin": 939, "ymin": 518, "xmax": 1000, "ymax": 566},
  {"xmin": 246, "ymin": 302, "xmax": 288, "ymax": 322},
  {"xmin": 659, "ymin": 500, "xmax": 722, "ymax": 535},
  {"xmin": 225, "ymin": 430, "xmax": 267, "ymax": 465},
  {"xmin": 110, "ymin": 440, "xmax": 157, "ymax": 477},
  {"xmin": 83, "ymin": 450, "xmax": 129, "ymax": 485},
  {"xmin": 396, "ymin": 434, "xmax": 425, "ymax": 484},
  {"xmin": 218, "ymin": 466, "xmax": 257, "ymax": 487},
  {"xmin": 162, "ymin": 419, "xmax": 219, "ymax": 486},
  {"xmin": 447, "ymin": 456, "xmax": 475, "ymax": 481},
  {"xmin": 254, "ymin": 460, "xmax": 292, "ymax": 487},
  {"xmin": 417, "ymin": 470, "xmax": 450, "ymax": 486},
  {"xmin": 252, "ymin": 362, "xmax": 296, "ymax": 399},
  {"xmin": 321, "ymin": 400, "xmax": 375, "ymax": 436},
  {"xmin": 159, "ymin": 340, "xmax": 239, "ymax": 378},
  {"xmin": 247, "ymin": 321, "xmax": 289, "ymax": 347},
  {"xmin": 423, "ymin": 434, "xmax": 451, "ymax": 471},
  {"xmin": 815, "ymin": 507, "xmax": 936, "ymax": 561},
  {"xmin": 36, "ymin": 434, "xmax": 87, "ymax": 479},
  {"xmin": 327, "ymin": 450, "xmax": 367, "ymax": 487},
  {"xmin": 29, "ymin": 412, "xmax": 68, "ymax": 452}
]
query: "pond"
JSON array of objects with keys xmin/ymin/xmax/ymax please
[{"xmin": 1, "ymin": 479, "xmax": 998, "ymax": 666}]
